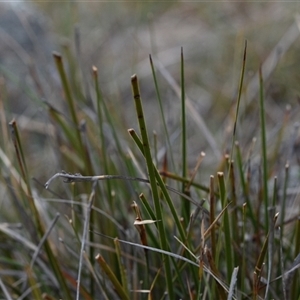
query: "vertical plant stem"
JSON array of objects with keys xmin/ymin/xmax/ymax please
[
  {"xmin": 95, "ymin": 254, "xmax": 130, "ymax": 300},
  {"xmin": 229, "ymin": 160, "xmax": 239, "ymax": 267},
  {"xmin": 265, "ymin": 207, "xmax": 277, "ymax": 299},
  {"xmin": 253, "ymin": 232, "xmax": 269, "ymax": 300},
  {"xmin": 93, "ymin": 66, "xmax": 113, "ymax": 208},
  {"xmin": 76, "ymin": 181, "xmax": 96, "ymax": 300},
  {"xmin": 114, "ymin": 238, "xmax": 129, "ymax": 298},
  {"xmin": 180, "ymin": 47, "xmax": 189, "ymax": 223},
  {"xmin": 9, "ymin": 120, "xmax": 72, "ymax": 300},
  {"xmin": 241, "ymin": 203, "xmax": 247, "ymax": 294},
  {"xmin": 209, "ymin": 175, "xmax": 216, "ymax": 299},
  {"xmin": 235, "ymin": 142, "xmax": 256, "ymax": 229},
  {"xmin": 139, "ymin": 193, "xmax": 160, "ymax": 249},
  {"xmin": 209, "ymin": 175, "xmax": 216, "ymax": 260},
  {"xmin": 54, "ymin": 52, "xmax": 97, "ymax": 294},
  {"xmin": 229, "ymin": 40, "xmax": 247, "ymax": 163},
  {"xmin": 9, "ymin": 119, "xmax": 41, "ymax": 232},
  {"xmin": 131, "ymin": 74, "xmax": 174, "ymax": 299},
  {"xmin": 149, "ymin": 55, "xmax": 176, "ymax": 172},
  {"xmin": 227, "ymin": 39, "xmax": 247, "ymax": 219},
  {"xmin": 280, "ymin": 163, "xmax": 289, "ymax": 243},
  {"xmin": 91, "ymin": 68, "xmax": 138, "ymax": 183},
  {"xmin": 291, "ymin": 218, "xmax": 300, "ymax": 299},
  {"xmin": 259, "ymin": 66, "xmax": 269, "ymax": 233},
  {"xmin": 128, "ymin": 129, "xmax": 188, "ymax": 244},
  {"xmin": 217, "ymin": 172, "xmax": 233, "ymax": 283},
  {"xmin": 53, "ymin": 52, "xmax": 82, "ymax": 148}
]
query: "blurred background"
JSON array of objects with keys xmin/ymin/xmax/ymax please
[{"xmin": 1, "ymin": 1, "xmax": 300, "ymax": 178}]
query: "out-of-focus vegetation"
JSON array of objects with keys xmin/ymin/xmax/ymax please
[{"xmin": 0, "ymin": 2, "xmax": 299, "ymax": 299}]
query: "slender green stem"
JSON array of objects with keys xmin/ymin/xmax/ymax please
[
  {"xmin": 241, "ymin": 203, "xmax": 247, "ymax": 294},
  {"xmin": 128, "ymin": 129, "xmax": 187, "ymax": 241},
  {"xmin": 259, "ymin": 66, "xmax": 269, "ymax": 233},
  {"xmin": 93, "ymin": 70, "xmax": 138, "ymax": 182},
  {"xmin": 114, "ymin": 238, "xmax": 129, "ymax": 297},
  {"xmin": 235, "ymin": 142, "xmax": 256, "ymax": 229},
  {"xmin": 209, "ymin": 175, "xmax": 216, "ymax": 299},
  {"xmin": 229, "ymin": 40, "xmax": 247, "ymax": 163},
  {"xmin": 93, "ymin": 67, "xmax": 113, "ymax": 208},
  {"xmin": 149, "ymin": 55, "xmax": 176, "ymax": 172},
  {"xmin": 180, "ymin": 47, "xmax": 188, "ymax": 223},
  {"xmin": 218, "ymin": 172, "xmax": 233, "ymax": 283},
  {"xmin": 229, "ymin": 160, "xmax": 239, "ymax": 268},
  {"xmin": 291, "ymin": 218, "xmax": 300, "ymax": 299},
  {"xmin": 209, "ymin": 175, "xmax": 216, "ymax": 260},
  {"xmin": 9, "ymin": 120, "xmax": 73, "ymax": 300},
  {"xmin": 54, "ymin": 52, "xmax": 97, "ymax": 295},
  {"xmin": 53, "ymin": 52, "xmax": 82, "ymax": 147},
  {"xmin": 139, "ymin": 193, "xmax": 160, "ymax": 249},
  {"xmin": 95, "ymin": 254, "xmax": 130, "ymax": 300},
  {"xmin": 131, "ymin": 74, "xmax": 174, "ymax": 299},
  {"xmin": 280, "ymin": 162, "xmax": 289, "ymax": 242}
]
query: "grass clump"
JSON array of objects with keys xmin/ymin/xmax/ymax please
[{"xmin": 0, "ymin": 30, "xmax": 299, "ymax": 300}]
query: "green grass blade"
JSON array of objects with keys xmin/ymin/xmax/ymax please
[
  {"xmin": 253, "ymin": 232, "xmax": 269, "ymax": 299},
  {"xmin": 9, "ymin": 121, "xmax": 73, "ymax": 300},
  {"xmin": 53, "ymin": 53, "xmax": 94, "ymax": 173},
  {"xmin": 235, "ymin": 142, "xmax": 256, "ymax": 230},
  {"xmin": 95, "ymin": 254, "xmax": 130, "ymax": 300},
  {"xmin": 279, "ymin": 163, "xmax": 289, "ymax": 243},
  {"xmin": 180, "ymin": 47, "xmax": 189, "ymax": 223},
  {"xmin": 92, "ymin": 70, "xmax": 138, "ymax": 182},
  {"xmin": 253, "ymin": 213, "xmax": 278, "ymax": 299},
  {"xmin": 291, "ymin": 219, "xmax": 300, "ymax": 299},
  {"xmin": 128, "ymin": 129, "xmax": 187, "ymax": 242},
  {"xmin": 139, "ymin": 193, "xmax": 160, "ymax": 249},
  {"xmin": 131, "ymin": 74, "xmax": 173, "ymax": 299},
  {"xmin": 241, "ymin": 203, "xmax": 247, "ymax": 294},
  {"xmin": 217, "ymin": 172, "xmax": 233, "ymax": 283},
  {"xmin": 26, "ymin": 266, "xmax": 44, "ymax": 300},
  {"xmin": 128, "ymin": 129, "xmax": 201, "ymax": 290},
  {"xmin": 149, "ymin": 55, "xmax": 176, "ymax": 172},
  {"xmin": 229, "ymin": 40, "xmax": 247, "ymax": 163},
  {"xmin": 53, "ymin": 52, "xmax": 82, "ymax": 146},
  {"xmin": 92, "ymin": 66, "xmax": 113, "ymax": 207},
  {"xmin": 209, "ymin": 175, "xmax": 216, "ymax": 260},
  {"xmin": 47, "ymin": 106, "xmax": 82, "ymax": 154},
  {"xmin": 259, "ymin": 66, "xmax": 269, "ymax": 233},
  {"xmin": 265, "ymin": 208, "xmax": 277, "ymax": 299},
  {"xmin": 114, "ymin": 238, "xmax": 129, "ymax": 298},
  {"xmin": 9, "ymin": 120, "xmax": 43, "ymax": 233},
  {"xmin": 229, "ymin": 160, "xmax": 240, "ymax": 268},
  {"xmin": 53, "ymin": 53, "xmax": 97, "ymax": 296}
]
